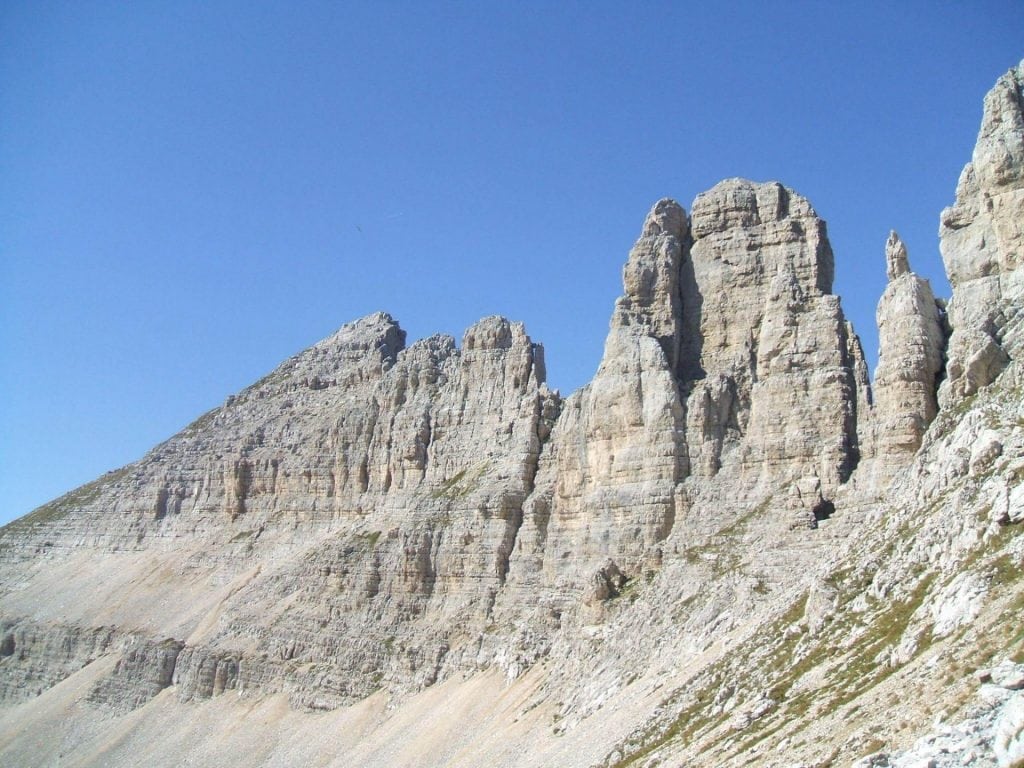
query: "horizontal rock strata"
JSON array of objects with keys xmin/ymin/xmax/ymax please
[{"xmin": 2, "ymin": 61, "xmax": 1024, "ymax": 768}]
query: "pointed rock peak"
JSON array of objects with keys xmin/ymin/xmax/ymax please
[
  {"xmin": 978, "ymin": 60, "xmax": 1024, "ymax": 144},
  {"xmin": 319, "ymin": 311, "xmax": 406, "ymax": 355},
  {"xmin": 462, "ymin": 315, "xmax": 524, "ymax": 351},
  {"xmin": 641, "ymin": 198, "xmax": 688, "ymax": 240},
  {"xmin": 938, "ymin": 61, "xmax": 1024, "ymax": 406},
  {"xmin": 885, "ymin": 231, "xmax": 911, "ymax": 280},
  {"xmin": 968, "ymin": 60, "xmax": 1024, "ymax": 194},
  {"xmin": 613, "ymin": 200, "xmax": 687, "ymax": 347}
]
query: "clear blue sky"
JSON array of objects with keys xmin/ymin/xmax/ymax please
[{"xmin": 2, "ymin": 1, "xmax": 1022, "ymax": 525}]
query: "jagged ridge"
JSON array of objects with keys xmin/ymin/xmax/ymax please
[{"xmin": 0, "ymin": 59, "xmax": 1022, "ymax": 768}]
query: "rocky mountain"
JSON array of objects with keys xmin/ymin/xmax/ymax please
[{"xmin": 1, "ymin": 61, "xmax": 1022, "ymax": 768}]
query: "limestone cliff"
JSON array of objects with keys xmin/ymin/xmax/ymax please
[
  {"xmin": 1, "ymin": 61, "xmax": 1023, "ymax": 768},
  {"xmin": 940, "ymin": 60, "xmax": 1024, "ymax": 405},
  {"xmin": 684, "ymin": 179, "xmax": 867, "ymax": 525},
  {"xmin": 0, "ymin": 311, "xmax": 559, "ymax": 708}
]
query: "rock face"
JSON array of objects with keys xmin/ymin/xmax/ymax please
[
  {"xmin": 502, "ymin": 183, "xmax": 867, "ymax": 625},
  {"xmin": 0, "ymin": 310, "xmax": 560, "ymax": 709},
  {"xmin": 503, "ymin": 199, "xmax": 689, "ymax": 615},
  {"xmin": 940, "ymin": 60, "xmax": 1024, "ymax": 406},
  {"xmin": 864, "ymin": 232, "xmax": 946, "ymax": 485},
  {"xmin": 683, "ymin": 180, "xmax": 867, "ymax": 525},
  {"xmin": 1, "ymin": 60, "xmax": 1024, "ymax": 768},
  {"xmin": 0, "ymin": 177, "xmax": 874, "ymax": 717},
  {"xmin": 854, "ymin": 663, "xmax": 1024, "ymax": 768}
]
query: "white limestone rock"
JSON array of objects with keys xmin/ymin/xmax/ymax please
[
  {"xmin": 930, "ymin": 572, "xmax": 987, "ymax": 638},
  {"xmin": 991, "ymin": 661, "xmax": 1024, "ymax": 692},
  {"xmin": 994, "ymin": 695, "xmax": 1024, "ymax": 768},
  {"xmin": 864, "ymin": 232, "xmax": 946, "ymax": 487},
  {"xmin": 685, "ymin": 179, "xmax": 867, "ymax": 508},
  {"xmin": 940, "ymin": 61, "xmax": 1024, "ymax": 406},
  {"xmin": 500, "ymin": 199, "xmax": 689, "ymax": 620},
  {"xmin": 3, "ymin": 62, "xmax": 1024, "ymax": 768},
  {"xmin": 0, "ymin": 310, "xmax": 561, "ymax": 709}
]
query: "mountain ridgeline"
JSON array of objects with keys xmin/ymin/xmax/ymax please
[{"xmin": 0, "ymin": 63, "xmax": 1022, "ymax": 768}]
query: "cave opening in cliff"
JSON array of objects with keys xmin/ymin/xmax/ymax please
[{"xmin": 813, "ymin": 499, "xmax": 835, "ymax": 522}]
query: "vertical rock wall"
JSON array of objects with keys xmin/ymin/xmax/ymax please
[
  {"xmin": 683, "ymin": 180, "xmax": 867, "ymax": 520},
  {"xmin": 505, "ymin": 180, "xmax": 871, "ymax": 618},
  {"xmin": 502, "ymin": 201, "xmax": 690, "ymax": 621},
  {"xmin": 939, "ymin": 61, "xmax": 1024, "ymax": 405}
]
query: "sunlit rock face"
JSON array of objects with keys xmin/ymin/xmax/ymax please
[
  {"xmin": 940, "ymin": 61, "xmax": 1024, "ymax": 406},
  {"xmin": 4, "ymin": 60, "xmax": 1024, "ymax": 768},
  {"xmin": 860, "ymin": 231, "xmax": 946, "ymax": 488},
  {"xmin": 0, "ymin": 310, "xmax": 560, "ymax": 709},
  {"xmin": 498, "ymin": 199, "xmax": 691, "ymax": 628},
  {"xmin": 683, "ymin": 179, "xmax": 868, "ymax": 525},
  {"xmin": 0, "ymin": 177, "xmax": 874, "ymax": 710}
]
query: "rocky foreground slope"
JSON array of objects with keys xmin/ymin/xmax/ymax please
[{"xmin": 0, "ymin": 62, "xmax": 1022, "ymax": 768}]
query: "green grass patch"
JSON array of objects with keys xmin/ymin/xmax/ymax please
[
  {"xmin": 355, "ymin": 530, "xmax": 382, "ymax": 549},
  {"xmin": 429, "ymin": 462, "xmax": 491, "ymax": 501}
]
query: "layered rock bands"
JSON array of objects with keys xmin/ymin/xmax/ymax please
[{"xmin": 2, "ymin": 61, "xmax": 1024, "ymax": 754}]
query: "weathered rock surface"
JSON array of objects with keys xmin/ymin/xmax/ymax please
[
  {"xmin": 88, "ymin": 637, "xmax": 184, "ymax": 712},
  {"xmin": 0, "ymin": 59, "xmax": 1023, "ymax": 768},
  {"xmin": 861, "ymin": 232, "xmax": 947, "ymax": 487},
  {"xmin": 499, "ymin": 199, "xmax": 689, "ymax": 624},
  {"xmin": 940, "ymin": 60, "xmax": 1024, "ymax": 406},
  {"xmin": 854, "ymin": 664, "xmax": 1024, "ymax": 768},
  {"xmin": 0, "ymin": 620, "xmax": 116, "ymax": 702},
  {"xmin": 498, "ymin": 182, "xmax": 867, "ymax": 635},
  {"xmin": 0, "ymin": 310, "xmax": 560, "ymax": 709},
  {"xmin": 683, "ymin": 179, "xmax": 867, "ymax": 525}
]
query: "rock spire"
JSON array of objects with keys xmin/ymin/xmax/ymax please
[
  {"xmin": 864, "ymin": 231, "xmax": 946, "ymax": 486},
  {"xmin": 885, "ymin": 230, "xmax": 910, "ymax": 280}
]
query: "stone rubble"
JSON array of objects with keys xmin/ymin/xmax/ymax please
[{"xmin": 852, "ymin": 663, "xmax": 1024, "ymax": 768}]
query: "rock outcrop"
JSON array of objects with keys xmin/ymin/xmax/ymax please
[
  {"xmin": 503, "ymin": 199, "xmax": 689, "ymax": 615},
  {"xmin": 0, "ymin": 310, "xmax": 560, "ymax": 709},
  {"xmin": 683, "ymin": 179, "xmax": 868, "ymax": 525},
  {"xmin": 0, "ymin": 179, "xmax": 881, "ymax": 717},
  {"xmin": 1, "ymin": 59, "xmax": 1024, "ymax": 768},
  {"xmin": 862, "ymin": 231, "xmax": 946, "ymax": 486},
  {"xmin": 851, "ymin": 663, "xmax": 1024, "ymax": 766},
  {"xmin": 940, "ymin": 60, "xmax": 1024, "ymax": 406},
  {"xmin": 501, "ymin": 183, "xmax": 868, "ymax": 627}
]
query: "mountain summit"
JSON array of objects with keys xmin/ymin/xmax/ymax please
[{"xmin": 2, "ymin": 62, "xmax": 1023, "ymax": 768}]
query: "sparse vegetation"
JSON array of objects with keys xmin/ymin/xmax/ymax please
[
  {"xmin": 0, "ymin": 466, "xmax": 131, "ymax": 537},
  {"xmin": 430, "ymin": 469, "xmax": 468, "ymax": 499},
  {"xmin": 355, "ymin": 530, "xmax": 382, "ymax": 549},
  {"xmin": 429, "ymin": 461, "xmax": 491, "ymax": 501},
  {"xmin": 182, "ymin": 407, "xmax": 219, "ymax": 436}
]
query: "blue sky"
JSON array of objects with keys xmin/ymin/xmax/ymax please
[{"xmin": 1, "ymin": 1, "xmax": 1022, "ymax": 525}]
